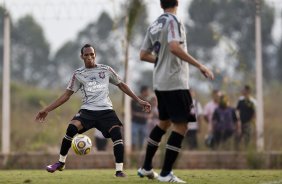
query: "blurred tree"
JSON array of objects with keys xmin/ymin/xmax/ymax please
[
  {"xmin": 52, "ymin": 41, "xmax": 81, "ymax": 86},
  {"xmin": 122, "ymin": 0, "xmax": 150, "ymax": 90},
  {"xmin": 109, "ymin": 1, "xmax": 149, "ymax": 91},
  {"xmin": 125, "ymin": 0, "xmax": 148, "ymax": 47},
  {"xmin": 186, "ymin": 0, "xmax": 275, "ymax": 82},
  {"xmin": 11, "ymin": 15, "xmax": 53, "ymax": 86},
  {"xmin": 123, "ymin": 0, "xmax": 145, "ymax": 87}
]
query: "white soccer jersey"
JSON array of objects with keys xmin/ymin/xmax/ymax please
[
  {"xmin": 67, "ymin": 64, "xmax": 122, "ymax": 111},
  {"xmin": 141, "ymin": 13, "xmax": 189, "ymax": 91}
]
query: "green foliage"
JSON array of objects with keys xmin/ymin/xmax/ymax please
[
  {"xmin": 264, "ymin": 84, "xmax": 282, "ymax": 151},
  {"xmin": 1, "ymin": 82, "xmax": 282, "ymax": 153},
  {"xmin": 187, "ymin": 0, "xmax": 275, "ymax": 81},
  {"xmin": 246, "ymin": 150, "xmax": 266, "ymax": 169},
  {"xmin": 96, "ymin": 12, "xmax": 114, "ymax": 40},
  {"xmin": 4, "ymin": 82, "xmax": 79, "ymax": 152},
  {"xmin": 11, "ymin": 15, "xmax": 54, "ymax": 87},
  {"xmin": 126, "ymin": 0, "xmax": 146, "ymax": 41},
  {"xmin": 52, "ymin": 41, "xmax": 81, "ymax": 86},
  {"xmin": 0, "ymin": 82, "xmax": 124, "ymax": 152},
  {"xmin": 11, "ymin": 83, "xmax": 58, "ymax": 108}
]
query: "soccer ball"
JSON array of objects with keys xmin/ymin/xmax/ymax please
[{"xmin": 71, "ymin": 134, "xmax": 92, "ymax": 155}]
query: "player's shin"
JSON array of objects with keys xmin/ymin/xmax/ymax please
[
  {"xmin": 143, "ymin": 125, "xmax": 166, "ymax": 170},
  {"xmin": 59, "ymin": 124, "xmax": 79, "ymax": 163},
  {"xmin": 109, "ymin": 127, "xmax": 124, "ymax": 171},
  {"xmin": 160, "ymin": 131, "xmax": 184, "ymax": 177}
]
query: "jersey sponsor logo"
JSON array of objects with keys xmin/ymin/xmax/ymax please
[
  {"xmin": 149, "ymin": 17, "xmax": 167, "ymax": 35},
  {"xmin": 150, "ymin": 20, "xmax": 164, "ymax": 34},
  {"xmin": 86, "ymin": 81, "xmax": 107, "ymax": 92},
  {"xmin": 99, "ymin": 71, "xmax": 105, "ymax": 79},
  {"xmin": 99, "ymin": 64, "xmax": 109, "ymax": 70}
]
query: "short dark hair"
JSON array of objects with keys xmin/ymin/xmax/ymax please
[
  {"xmin": 244, "ymin": 85, "xmax": 251, "ymax": 92},
  {"xmin": 160, "ymin": 0, "xmax": 178, "ymax": 9},
  {"xmin": 219, "ymin": 94, "xmax": 229, "ymax": 108},
  {"xmin": 81, "ymin": 44, "xmax": 96, "ymax": 55}
]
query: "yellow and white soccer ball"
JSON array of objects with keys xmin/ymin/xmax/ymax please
[{"xmin": 71, "ymin": 134, "xmax": 92, "ymax": 155}]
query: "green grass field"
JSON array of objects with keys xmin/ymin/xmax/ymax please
[{"xmin": 0, "ymin": 169, "xmax": 281, "ymax": 184}]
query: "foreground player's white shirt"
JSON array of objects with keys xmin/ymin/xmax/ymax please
[
  {"xmin": 67, "ymin": 64, "xmax": 121, "ymax": 111},
  {"xmin": 141, "ymin": 13, "xmax": 189, "ymax": 91}
]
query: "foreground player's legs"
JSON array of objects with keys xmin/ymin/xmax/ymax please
[
  {"xmin": 109, "ymin": 125, "xmax": 126, "ymax": 177},
  {"xmin": 46, "ymin": 120, "xmax": 82, "ymax": 173},
  {"xmin": 138, "ymin": 120, "xmax": 169, "ymax": 179},
  {"xmin": 158, "ymin": 122, "xmax": 187, "ymax": 183}
]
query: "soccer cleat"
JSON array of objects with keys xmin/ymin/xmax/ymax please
[
  {"xmin": 46, "ymin": 162, "xmax": 65, "ymax": 173},
  {"xmin": 157, "ymin": 172, "xmax": 186, "ymax": 183},
  {"xmin": 115, "ymin": 171, "xmax": 126, "ymax": 177},
  {"xmin": 137, "ymin": 168, "xmax": 158, "ymax": 179}
]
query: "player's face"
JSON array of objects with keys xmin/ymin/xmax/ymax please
[
  {"xmin": 243, "ymin": 89, "xmax": 250, "ymax": 97},
  {"xmin": 81, "ymin": 47, "xmax": 96, "ymax": 68}
]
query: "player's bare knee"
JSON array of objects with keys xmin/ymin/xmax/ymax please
[
  {"xmin": 158, "ymin": 120, "xmax": 171, "ymax": 131},
  {"xmin": 172, "ymin": 123, "xmax": 188, "ymax": 135},
  {"xmin": 70, "ymin": 120, "xmax": 83, "ymax": 131}
]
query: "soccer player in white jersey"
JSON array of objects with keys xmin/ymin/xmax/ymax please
[
  {"xmin": 35, "ymin": 44, "xmax": 151, "ymax": 177},
  {"xmin": 137, "ymin": 0, "xmax": 214, "ymax": 183}
]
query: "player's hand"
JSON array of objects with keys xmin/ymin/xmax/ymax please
[
  {"xmin": 199, "ymin": 65, "xmax": 214, "ymax": 80},
  {"xmin": 35, "ymin": 110, "xmax": 48, "ymax": 123},
  {"xmin": 138, "ymin": 100, "xmax": 151, "ymax": 113}
]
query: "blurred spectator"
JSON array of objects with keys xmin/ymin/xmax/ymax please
[
  {"xmin": 131, "ymin": 86, "xmax": 150, "ymax": 151},
  {"xmin": 185, "ymin": 89, "xmax": 204, "ymax": 150},
  {"xmin": 203, "ymin": 89, "xmax": 221, "ymax": 147},
  {"xmin": 212, "ymin": 94, "xmax": 241, "ymax": 149},
  {"xmin": 94, "ymin": 129, "xmax": 108, "ymax": 151},
  {"xmin": 146, "ymin": 95, "xmax": 159, "ymax": 137},
  {"xmin": 235, "ymin": 85, "xmax": 256, "ymax": 148}
]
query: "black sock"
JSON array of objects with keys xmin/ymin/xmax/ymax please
[
  {"xmin": 143, "ymin": 125, "xmax": 166, "ymax": 170},
  {"xmin": 110, "ymin": 127, "xmax": 124, "ymax": 163},
  {"xmin": 60, "ymin": 124, "xmax": 78, "ymax": 156},
  {"xmin": 160, "ymin": 131, "xmax": 184, "ymax": 177}
]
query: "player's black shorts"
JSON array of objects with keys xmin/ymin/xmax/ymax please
[
  {"xmin": 155, "ymin": 89, "xmax": 196, "ymax": 123},
  {"xmin": 72, "ymin": 109, "xmax": 122, "ymax": 138}
]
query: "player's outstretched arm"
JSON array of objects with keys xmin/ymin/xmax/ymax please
[
  {"xmin": 117, "ymin": 82, "xmax": 151, "ymax": 113},
  {"xmin": 169, "ymin": 41, "xmax": 214, "ymax": 80},
  {"xmin": 35, "ymin": 90, "xmax": 74, "ymax": 123}
]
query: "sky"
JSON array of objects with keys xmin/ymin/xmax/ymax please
[
  {"xmin": 0, "ymin": 0, "xmax": 281, "ymax": 54},
  {"xmin": 0, "ymin": 0, "xmax": 191, "ymax": 53}
]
